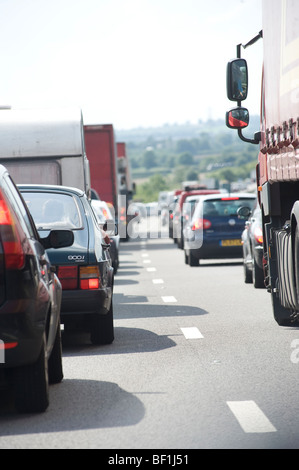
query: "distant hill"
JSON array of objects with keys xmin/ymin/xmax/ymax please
[{"xmin": 115, "ymin": 116, "xmax": 260, "ymax": 143}]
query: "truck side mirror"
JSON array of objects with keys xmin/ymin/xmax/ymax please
[
  {"xmin": 226, "ymin": 107, "xmax": 249, "ymax": 129},
  {"xmin": 226, "ymin": 58, "xmax": 248, "ymax": 101}
]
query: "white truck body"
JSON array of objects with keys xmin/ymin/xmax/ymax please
[{"xmin": 0, "ymin": 107, "xmax": 90, "ymax": 195}]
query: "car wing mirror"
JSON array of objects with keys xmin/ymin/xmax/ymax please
[{"xmin": 41, "ymin": 230, "xmax": 74, "ymax": 249}]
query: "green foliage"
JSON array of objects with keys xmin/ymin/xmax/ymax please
[{"xmin": 135, "ymin": 174, "xmax": 168, "ymax": 202}]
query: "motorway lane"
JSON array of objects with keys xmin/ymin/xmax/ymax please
[{"xmin": 1, "ymin": 217, "xmax": 299, "ymax": 448}]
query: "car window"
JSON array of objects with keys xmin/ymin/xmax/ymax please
[
  {"xmin": 22, "ymin": 192, "xmax": 83, "ymax": 230},
  {"xmin": 203, "ymin": 197, "xmax": 256, "ymax": 217}
]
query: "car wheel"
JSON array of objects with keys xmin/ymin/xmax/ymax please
[
  {"xmin": 90, "ymin": 301, "xmax": 114, "ymax": 345},
  {"xmin": 184, "ymin": 250, "xmax": 188, "ymax": 264},
  {"xmin": 243, "ymin": 254, "xmax": 252, "ymax": 283},
  {"xmin": 252, "ymin": 257, "xmax": 264, "ymax": 288},
  {"xmin": 48, "ymin": 323, "xmax": 63, "ymax": 384},
  {"xmin": 14, "ymin": 333, "xmax": 49, "ymax": 413},
  {"xmin": 271, "ymin": 290, "xmax": 295, "ymax": 326},
  {"xmin": 188, "ymin": 251, "xmax": 198, "ymax": 267}
]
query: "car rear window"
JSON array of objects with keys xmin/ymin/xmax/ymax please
[
  {"xmin": 22, "ymin": 192, "xmax": 83, "ymax": 230},
  {"xmin": 203, "ymin": 197, "xmax": 256, "ymax": 217}
]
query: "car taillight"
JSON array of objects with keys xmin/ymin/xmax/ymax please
[
  {"xmin": 191, "ymin": 218, "xmax": 212, "ymax": 231},
  {"xmin": 79, "ymin": 266, "xmax": 101, "ymax": 290},
  {"xmin": 0, "ymin": 341, "xmax": 18, "ymax": 350},
  {"xmin": 57, "ymin": 266, "xmax": 78, "ymax": 289},
  {"xmin": 0, "ymin": 190, "xmax": 25, "ymax": 270},
  {"xmin": 254, "ymin": 227, "xmax": 263, "ymax": 244},
  {"xmin": 221, "ymin": 197, "xmax": 240, "ymax": 201},
  {"xmin": 119, "ymin": 207, "xmax": 126, "ymax": 222}
]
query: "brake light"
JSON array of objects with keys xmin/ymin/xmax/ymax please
[
  {"xmin": 102, "ymin": 209, "xmax": 109, "ymax": 219},
  {"xmin": 191, "ymin": 218, "xmax": 212, "ymax": 230},
  {"xmin": 221, "ymin": 197, "xmax": 240, "ymax": 201},
  {"xmin": 119, "ymin": 207, "xmax": 126, "ymax": 222},
  {"xmin": 254, "ymin": 227, "xmax": 263, "ymax": 244},
  {"xmin": 79, "ymin": 266, "xmax": 101, "ymax": 290},
  {"xmin": 0, "ymin": 341, "xmax": 18, "ymax": 350},
  {"xmin": 57, "ymin": 266, "xmax": 78, "ymax": 289},
  {"xmin": 0, "ymin": 190, "xmax": 25, "ymax": 270}
]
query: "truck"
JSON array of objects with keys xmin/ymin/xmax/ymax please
[
  {"xmin": 225, "ymin": 0, "xmax": 299, "ymax": 326},
  {"xmin": 84, "ymin": 124, "xmax": 119, "ymax": 219},
  {"xmin": 0, "ymin": 107, "xmax": 91, "ymax": 196}
]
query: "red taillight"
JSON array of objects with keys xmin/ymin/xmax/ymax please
[
  {"xmin": 57, "ymin": 265, "xmax": 101, "ymax": 290},
  {"xmin": 221, "ymin": 197, "xmax": 240, "ymax": 201},
  {"xmin": 0, "ymin": 190, "xmax": 25, "ymax": 270},
  {"xmin": 254, "ymin": 227, "xmax": 263, "ymax": 244},
  {"xmin": 57, "ymin": 266, "xmax": 78, "ymax": 289},
  {"xmin": 102, "ymin": 209, "xmax": 109, "ymax": 219},
  {"xmin": 79, "ymin": 266, "xmax": 101, "ymax": 290},
  {"xmin": 80, "ymin": 278, "xmax": 99, "ymax": 290},
  {"xmin": 191, "ymin": 218, "xmax": 212, "ymax": 231},
  {"xmin": 0, "ymin": 342, "xmax": 18, "ymax": 350}
]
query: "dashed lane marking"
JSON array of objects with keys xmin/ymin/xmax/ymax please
[
  {"xmin": 162, "ymin": 296, "xmax": 177, "ymax": 303},
  {"xmin": 181, "ymin": 327, "xmax": 204, "ymax": 339},
  {"xmin": 147, "ymin": 267, "xmax": 157, "ymax": 272},
  {"xmin": 227, "ymin": 400, "xmax": 277, "ymax": 433},
  {"xmin": 152, "ymin": 279, "xmax": 164, "ymax": 284}
]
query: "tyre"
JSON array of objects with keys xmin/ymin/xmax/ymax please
[
  {"xmin": 184, "ymin": 250, "xmax": 188, "ymax": 264},
  {"xmin": 188, "ymin": 251, "xmax": 198, "ymax": 267},
  {"xmin": 243, "ymin": 260, "xmax": 252, "ymax": 283},
  {"xmin": 13, "ymin": 334, "xmax": 49, "ymax": 413},
  {"xmin": 90, "ymin": 301, "xmax": 114, "ymax": 345},
  {"xmin": 252, "ymin": 257, "xmax": 264, "ymax": 288},
  {"xmin": 271, "ymin": 291, "xmax": 295, "ymax": 326},
  {"xmin": 48, "ymin": 323, "xmax": 63, "ymax": 384}
]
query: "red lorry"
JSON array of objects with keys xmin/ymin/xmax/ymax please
[
  {"xmin": 84, "ymin": 123, "xmax": 119, "ymax": 218},
  {"xmin": 226, "ymin": 0, "xmax": 299, "ymax": 326}
]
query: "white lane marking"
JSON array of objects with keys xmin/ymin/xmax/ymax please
[
  {"xmin": 162, "ymin": 296, "xmax": 177, "ymax": 303},
  {"xmin": 227, "ymin": 401, "xmax": 277, "ymax": 433},
  {"xmin": 143, "ymin": 259, "xmax": 151, "ymax": 263},
  {"xmin": 147, "ymin": 267, "xmax": 157, "ymax": 272},
  {"xmin": 141, "ymin": 253, "xmax": 149, "ymax": 257},
  {"xmin": 181, "ymin": 327, "xmax": 204, "ymax": 339},
  {"xmin": 153, "ymin": 279, "xmax": 164, "ymax": 284}
]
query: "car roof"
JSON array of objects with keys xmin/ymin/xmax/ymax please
[
  {"xmin": 196, "ymin": 192, "xmax": 256, "ymax": 202},
  {"xmin": 184, "ymin": 194, "xmax": 206, "ymax": 202},
  {"xmin": 17, "ymin": 183, "xmax": 85, "ymax": 197}
]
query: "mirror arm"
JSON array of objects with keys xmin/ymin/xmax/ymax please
[{"xmin": 237, "ymin": 129, "xmax": 260, "ymax": 145}]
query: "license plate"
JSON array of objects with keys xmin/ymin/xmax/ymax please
[{"xmin": 221, "ymin": 239, "xmax": 242, "ymax": 246}]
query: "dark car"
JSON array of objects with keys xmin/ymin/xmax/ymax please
[
  {"xmin": 19, "ymin": 184, "xmax": 115, "ymax": 345},
  {"xmin": 183, "ymin": 193, "xmax": 256, "ymax": 266},
  {"xmin": 241, "ymin": 205, "xmax": 265, "ymax": 288},
  {"xmin": 0, "ymin": 165, "xmax": 74, "ymax": 413}
]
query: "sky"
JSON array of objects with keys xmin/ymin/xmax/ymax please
[{"xmin": 0, "ymin": 0, "xmax": 263, "ymax": 130}]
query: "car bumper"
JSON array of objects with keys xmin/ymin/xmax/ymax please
[
  {"xmin": 60, "ymin": 286, "xmax": 112, "ymax": 318},
  {"xmin": 186, "ymin": 239, "xmax": 243, "ymax": 259},
  {"xmin": 0, "ymin": 300, "xmax": 48, "ymax": 369}
]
